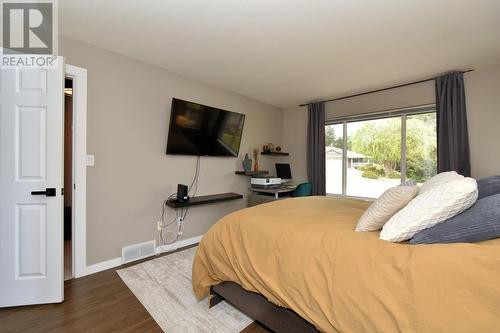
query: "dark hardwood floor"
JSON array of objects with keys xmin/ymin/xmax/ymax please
[
  {"xmin": 0, "ymin": 246, "xmax": 271, "ymax": 333},
  {"xmin": 0, "ymin": 264, "xmax": 162, "ymax": 333}
]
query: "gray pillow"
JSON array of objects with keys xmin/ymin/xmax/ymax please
[
  {"xmin": 477, "ymin": 175, "xmax": 500, "ymax": 200},
  {"xmin": 410, "ymin": 193, "xmax": 500, "ymax": 244}
]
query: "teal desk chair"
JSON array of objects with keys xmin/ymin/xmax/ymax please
[{"xmin": 291, "ymin": 182, "xmax": 312, "ymax": 197}]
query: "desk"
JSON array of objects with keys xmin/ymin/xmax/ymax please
[
  {"xmin": 248, "ymin": 185, "xmax": 296, "ymax": 206},
  {"xmin": 251, "ymin": 185, "xmax": 297, "ymax": 199}
]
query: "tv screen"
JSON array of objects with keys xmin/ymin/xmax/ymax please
[{"xmin": 166, "ymin": 98, "xmax": 245, "ymax": 157}]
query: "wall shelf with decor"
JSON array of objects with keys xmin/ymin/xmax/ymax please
[
  {"xmin": 260, "ymin": 152, "xmax": 289, "ymax": 156},
  {"xmin": 235, "ymin": 171, "xmax": 269, "ymax": 176}
]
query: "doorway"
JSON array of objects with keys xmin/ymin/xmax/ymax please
[
  {"xmin": 65, "ymin": 64, "xmax": 87, "ymax": 279},
  {"xmin": 64, "ymin": 77, "xmax": 74, "ymax": 280}
]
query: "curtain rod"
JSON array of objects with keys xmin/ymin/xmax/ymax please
[{"xmin": 299, "ymin": 69, "xmax": 474, "ymax": 107}]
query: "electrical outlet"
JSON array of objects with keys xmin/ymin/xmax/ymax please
[
  {"xmin": 86, "ymin": 154, "xmax": 95, "ymax": 166},
  {"xmin": 157, "ymin": 221, "xmax": 161, "ymax": 231}
]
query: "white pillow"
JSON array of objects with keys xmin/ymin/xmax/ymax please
[
  {"xmin": 356, "ymin": 186, "xmax": 418, "ymax": 232},
  {"xmin": 380, "ymin": 177, "xmax": 478, "ymax": 242},
  {"xmin": 419, "ymin": 171, "xmax": 463, "ymax": 194}
]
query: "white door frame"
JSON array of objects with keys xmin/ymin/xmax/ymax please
[{"xmin": 65, "ymin": 64, "xmax": 87, "ymax": 278}]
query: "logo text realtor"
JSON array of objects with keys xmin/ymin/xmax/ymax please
[{"xmin": 1, "ymin": 0, "xmax": 58, "ymax": 68}]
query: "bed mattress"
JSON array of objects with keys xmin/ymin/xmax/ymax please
[{"xmin": 192, "ymin": 196, "xmax": 500, "ymax": 333}]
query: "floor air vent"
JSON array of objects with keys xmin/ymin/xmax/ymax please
[{"xmin": 122, "ymin": 240, "xmax": 156, "ymax": 264}]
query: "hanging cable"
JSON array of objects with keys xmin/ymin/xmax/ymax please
[
  {"xmin": 158, "ymin": 156, "xmax": 201, "ymax": 246},
  {"xmin": 188, "ymin": 156, "xmax": 201, "ymax": 197}
]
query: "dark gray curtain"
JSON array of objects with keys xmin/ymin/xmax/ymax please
[
  {"xmin": 435, "ymin": 72, "xmax": 471, "ymax": 177},
  {"xmin": 307, "ymin": 102, "xmax": 326, "ymax": 195}
]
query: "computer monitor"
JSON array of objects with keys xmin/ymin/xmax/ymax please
[{"xmin": 275, "ymin": 163, "xmax": 292, "ymax": 182}]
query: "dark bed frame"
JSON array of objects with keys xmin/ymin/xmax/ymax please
[{"xmin": 209, "ymin": 282, "xmax": 320, "ymax": 333}]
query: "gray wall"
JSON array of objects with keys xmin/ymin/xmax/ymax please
[
  {"xmin": 60, "ymin": 37, "xmax": 283, "ymax": 265},
  {"xmin": 466, "ymin": 64, "xmax": 500, "ymax": 177},
  {"xmin": 283, "ymin": 63, "xmax": 500, "ymax": 182}
]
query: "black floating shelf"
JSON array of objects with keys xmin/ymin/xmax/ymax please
[
  {"xmin": 166, "ymin": 192, "xmax": 243, "ymax": 208},
  {"xmin": 260, "ymin": 151, "xmax": 289, "ymax": 156},
  {"xmin": 235, "ymin": 170, "xmax": 269, "ymax": 176}
]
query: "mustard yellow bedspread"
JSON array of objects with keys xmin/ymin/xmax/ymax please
[{"xmin": 192, "ymin": 196, "xmax": 500, "ymax": 333}]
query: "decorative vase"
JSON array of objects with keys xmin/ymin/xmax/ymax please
[
  {"xmin": 242, "ymin": 153, "xmax": 252, "ymax": 173},
  {"xmin": 253, "ymin": 160, "xmax": 259, "ymax": 172},
  {"xmin": 253, "ymin": 149, "xmax": 259, "ymax": 172}
]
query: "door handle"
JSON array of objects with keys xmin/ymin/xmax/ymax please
[{"xmin": 31, "ymin": 188, "xmax": 57, "ymax": 197}]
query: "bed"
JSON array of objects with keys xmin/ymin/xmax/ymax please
[{"xmin": 192, "ymin": 196, "xmax": 500, "ymax": 333}]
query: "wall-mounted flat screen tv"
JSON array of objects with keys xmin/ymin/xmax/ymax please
[{"xmin": 166, "ymin": 98, "xmax": 245, "ymax": 157}]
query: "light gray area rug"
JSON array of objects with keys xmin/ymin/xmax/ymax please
[{"xmin": 117, "ymin": 247, "xmax": 252, "ymax": 333}]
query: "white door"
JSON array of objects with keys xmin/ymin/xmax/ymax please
[{"xmin": 0, "ymin": 59, "xmax": 65, "ymax": 307}]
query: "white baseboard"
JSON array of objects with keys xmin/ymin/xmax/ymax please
[
  {"xmin": 81, "ymin": 235, "xmax": 203, "ymax": 277},
  {"xmin": 156, "ymin": 235, "xmax": 203, "ymax": 254},
  {"xmin": 84, "ymin": 257, "xmax": 123, "ymax": 276}
]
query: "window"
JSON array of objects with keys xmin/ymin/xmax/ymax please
[
  {"xmin": 325, "ymin": 107, "xmax": 437, "ymax": 198},
  {"xmin": 325, "ymin": 123, "xmax": 343, "ymax": 194},
  {"xmin": 405, "ymin": 113, "xmax": 438, "ymax": 182}
]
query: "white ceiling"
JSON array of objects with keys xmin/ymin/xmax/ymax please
[{"xmin": 60, "ymin": 0, "xmax": 500, "ymax": 108}]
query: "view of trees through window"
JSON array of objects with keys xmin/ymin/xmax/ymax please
[{"xmin": 325, "ymin": 111, "xmax": 437, "ymax": 198}]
